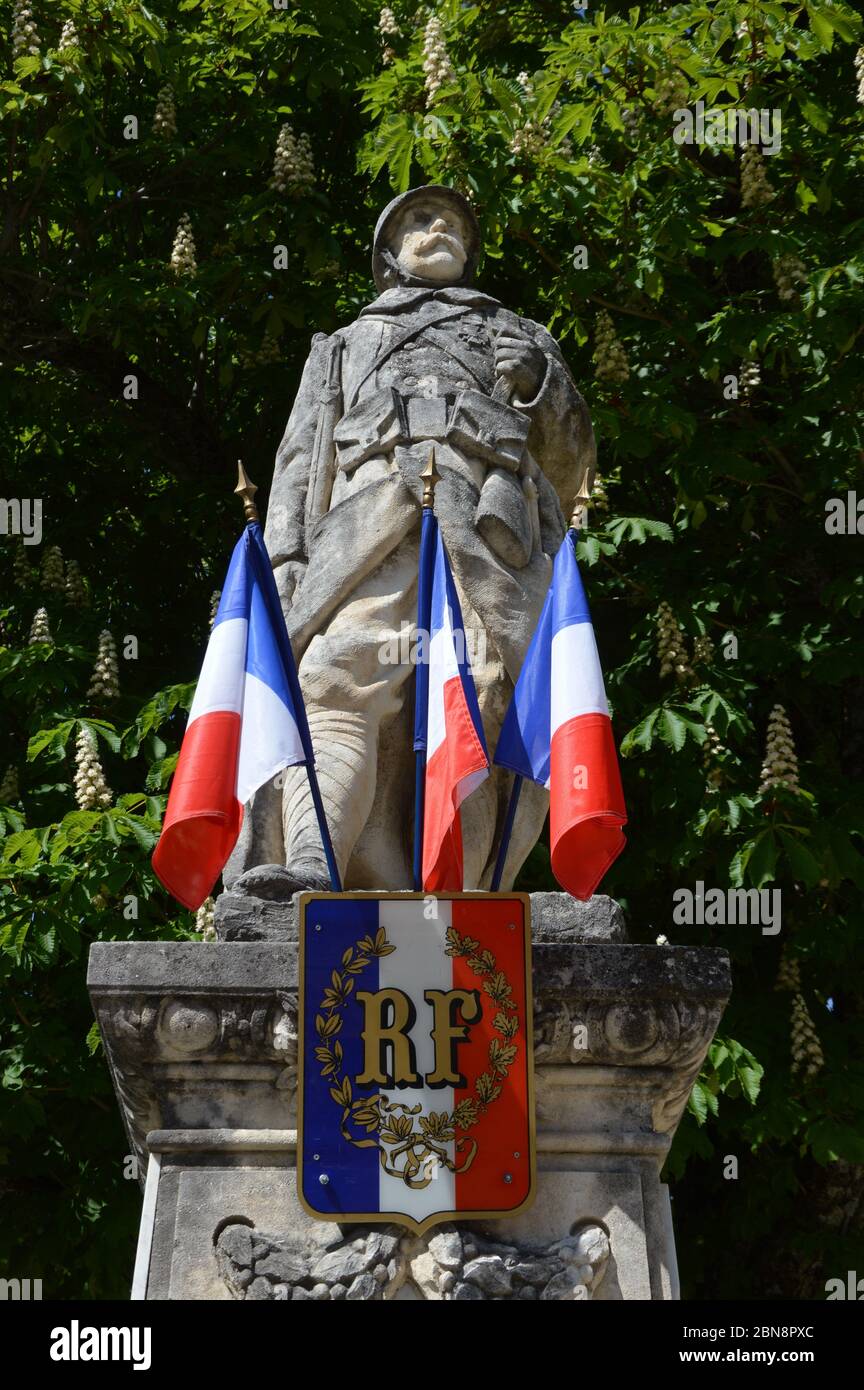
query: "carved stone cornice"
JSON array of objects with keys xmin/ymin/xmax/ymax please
[
  {"xmin": 90, "ymin": 943, "xmax": 298, "ymax": 1179},
  {"xmin": 88, "ymin": 933, "xmax": 729, "ymax": 1183}
]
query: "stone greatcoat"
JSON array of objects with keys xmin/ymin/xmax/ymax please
[{"xmin": 226, "ymin": 281, "xmax": 596, "ymax": 891}]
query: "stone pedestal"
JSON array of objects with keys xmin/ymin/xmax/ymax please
[{"xmin": 87, "ymin": 894, "xmax": 730, "ymax": 1301}]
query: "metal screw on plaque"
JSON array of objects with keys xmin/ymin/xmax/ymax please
[
  {"xmin": 508, "ymin": 923, "xmax": 515, "ymax": 930},
  {"xmin": 513, "ymin": 1151, "xmax": 520, "ymax": 1159},
  {"xmin": 315, "ymin": 924, "xmax": 322, "ymax": 932},
  {"xmin": 313, "ymin": 1153, "xmax": 320, "ymax": 1161},
  {"xmin": 504, "ymin": 1173, "xmax": 513, "ymax": 1184},
  {"xmin": 319, "ymin": 1174, "xmax": 330, "ymax": 1186}
]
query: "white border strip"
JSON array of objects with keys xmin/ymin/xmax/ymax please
[{"xmin": 130, "ymin": 1152, "xmax": 161, "ymax": 1302}]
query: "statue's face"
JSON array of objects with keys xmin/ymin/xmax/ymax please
[{"xmin": 391, "ymin": 199, "xmax": 469, "ymax": 283}]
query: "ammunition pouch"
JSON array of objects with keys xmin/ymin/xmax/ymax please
[
  {"xmin": 332, "ymin": 386, "xmax": 536, "ymax": 568},
  {"xmin": 447, "ymin": 388, "xmax": 530, "ymax": 471},
  {"xmin": 333, "ymin": 387, "xmax": 407, "ymax": 473}
]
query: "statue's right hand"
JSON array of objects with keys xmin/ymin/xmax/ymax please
[{"xmin": 275, "ymin": 559, "xmax": 307, "ymax": 608}]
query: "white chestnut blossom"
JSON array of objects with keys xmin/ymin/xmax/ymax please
[
  {"xmin": 423, "ymin": 16, "xmax": 455, "ymax": 104},
  {"xmin": 270, "ymin": 123, "xmax": 315, "ymax": 196},
  {"xmin": 12, "ymin": 1, "xmax": 40, "ymax": 59},
  {"xmin": 28, "ymin": 606, "xmax": 52, "ymax": 644},
  {"xmin": 739, "ymin": 358, "xmax": 760, "ymax": 401},
  {"xmin": 790, "ymin": 993, "xmax": 824, "ymax": 1081},
  {"xmin": 58, "ymin": 19, "xmax": 78, "ymax": 52},
  {"xmin": 759, "ymin": 704, "xmax": 801, "ymax": 796},
  {"xmin": 195, "ymin": 897, "xmax": 216, "ymax": 940},
  {"xmin": 41, "ymin": 544, "xmax": 65, "ymax": 592},
  {"xmin": 773, "ymin": 253, "xmax": 807, "ymax": 303},
  {"xmin": 775, "ymin": 946, "xmax": 801, "ymax": 993},
  {"xmin": 654, "ymin": 72, "xmax": 687, "ymax": 115},
  {"xmin": 592, "ymin": 309, "xmax": 629, "ymax": 385},
  {"xmin": 170, "ymin": 213, "xmax": 197, "ymax": 276},
  {"xmin": 378, "ymin": 7, "xmax": 401, "ymax": 36},
  {"xmin": 509, "ymin": 72, "xmax": 573, "ymax": 160},
  {"xmin": 87, "ymin": 630, "xmax": 119, "ymax": 702},
  {"xmin": 655, "ymin": 601, "xmax": 694, "ymax": 684},
  {"xmin": 590, "ymin": 474, "xmax": 609, "ymax": 514},
  {"xmin": 13, "ymin": 542, "xmax": 30, "ymax": 589},
  {"xmin": 65, "ymin": 559, "xmax": 88, "ymax": 607},
  {"xmin": 74, "ymin": 726, "xmax": 112, "ymax": 811},
  {"xmin": 153, "ymin": 85, "xmax": 177, "ymax": 139},
  {"xmin": 239, "ymin": 335, "xmax": 282, "ymax": 369},
  {"xmin": 740, "ymin": 143, "xmax": 775, "ymax": 209}
]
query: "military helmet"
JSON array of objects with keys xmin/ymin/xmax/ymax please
[{"xmin": 371, "ymin": 183, "xmax": 481, "ymax": 292}]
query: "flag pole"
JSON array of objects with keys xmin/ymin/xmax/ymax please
[
  {"xmin": 234, "ymin": 461, "xmax": 343, "ymax": 893},
  {"xmin": 490, "ymin": 488, "xmax": 592, "ymax": 893},
  {"xmin": 490, "ymin": 773, "xmax": 523, "ymax": 890},
  {"xmin": 412, "ymin": 446, "xmax": 440, "ymax": 891}
]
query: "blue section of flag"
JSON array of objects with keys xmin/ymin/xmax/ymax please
[
  {"xmin": 551, "ymin": 533, "xmax": 592, "ymax": 635},
  {"xmin": 302, "ymin": 898, "xmax": 381, "ymax": 1218},
  {"xmin": 247, "ymin": 522, "xmax": 319, "ymax": 771},
  {"xmin": 494, "ymin": 532, "xmax": 590, "ymax": 784},
  {"xmin": 211, "ymin": 527, "xmax": 296, "ymax": 715},
  {"xmin": 430, "ymin": 528, "xmax": 488, "ymax": 756},
  {"xmin": 244, "ymin": 564, "xmax": 295, "ymax": 712},
  {"xmin": 412, "ymin": 508, "xmax": 438, "ymax": 752},
  {"xmin": 211, "ymin": 523, "xmax": 311, "ymax": 753},
  {"xmin": 495, "ymin": 584, "xmax": 553, "ymax": 784},
  {"xmin": 213, "ymin": 531, "xmax": 250, "ymax": 626}
]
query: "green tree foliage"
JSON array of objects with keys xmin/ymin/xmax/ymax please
[{"xmin": 1, "ymin": 0, "xmax": 862, "ymax": 1298}]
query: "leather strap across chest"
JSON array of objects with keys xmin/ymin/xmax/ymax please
[
  {"xmin": 346, "ymin": 303, "xmax": 477, "ymax": 409},
  {"xmin": 419, "ymin": 326, "xmax": 492, "ymax": 391}
]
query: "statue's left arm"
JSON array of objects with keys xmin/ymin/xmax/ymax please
[
  {"xmin": 509, "ymin": 319, "xmax": 597, "ymax": 512},
  {"xmin": 265, "ymin": 332, "xmax": 342, "ymax": 594}
]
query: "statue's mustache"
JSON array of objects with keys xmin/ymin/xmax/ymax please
[{"xmin": 417, "ymin": 232, "xmax": 461, "ymax": 255}]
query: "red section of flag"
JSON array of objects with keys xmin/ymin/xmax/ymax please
[
  {"xmin": 422, "ymin": 678, "xmax": 485, "ymax": 891},
  {"xmin": 151, "ymin": 710, "xmax": 242, "ymax": 910},
  {"xmin": 451, "ymin": 898, "xmax": 531, "ymax": 1214},
  {"xmin": 550, "ymin": 713, "xmax": 627, "ymax": 901}
]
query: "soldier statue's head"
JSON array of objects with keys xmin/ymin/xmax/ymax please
[{"xmin": 372, "ymin": 184, "xmax": 481, "ymax": 293}]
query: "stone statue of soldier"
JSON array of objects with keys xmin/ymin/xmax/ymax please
[{"xmin": 226, "ymin": 184, "xmax": 596, "ymax": 897}]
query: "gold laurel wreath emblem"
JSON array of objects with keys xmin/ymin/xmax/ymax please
[{"xmin": 313, "ymin": 923, "xmax": 521, "ymax": 1191}]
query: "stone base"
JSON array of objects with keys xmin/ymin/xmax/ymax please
[
  {"xmin": 213, "ymin": 885, "xmax": 629, "ymax": 943},
  {"xmin": 87, "ymin": 894, "xmax": 730, "ymax": 1301}
]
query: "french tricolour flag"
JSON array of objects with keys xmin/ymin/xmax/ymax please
[
  {"xmin": 494, "ymin": 529, "xmax": 626, "ymax": 899},
  {"xmin": 152, "ymin": 523, "xmax": 306, "ymax": 911},
  {"xmin": 422, "ymin": 525, "xmax": 489, "ymax": 891}
]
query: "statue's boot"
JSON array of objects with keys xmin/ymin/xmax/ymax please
[
  {"xmin": 231, "ymin": 860, "xmax": 331, "ymax": 898},
  {"xmin": 280, "ymin": 708, "xmax": 376, "ymax": 887},
  {"xmin": 231, "ymin": 708, "xmax": 367, "ymax": 897}
]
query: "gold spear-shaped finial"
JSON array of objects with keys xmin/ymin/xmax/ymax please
[
  {"xmin": 235, "ymin": 460, "xmax": 260, "ymax": 523},
  {"xmin": 569, "ymin": 466, "xmax": 595, "ymax": 531},
  {"xmin": 420, "ymin": 443, "xmax": 441, "ymax": 510},
  {"xmin": 569, "ymin": 490, "xmax": 591, "ymax": 532}
]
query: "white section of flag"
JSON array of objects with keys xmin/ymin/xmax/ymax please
[
  {"xmin": 427, "ymin": 609, "xmax": 460, "ymax": 760},
  {"xmin": 188, "ymin": 616, "xmax": 247, "ymax": 723},
  {"xmin": 235, "ymin": 671, "xmax": 305, "ymax": 805},
  {"xmin": 455, "ymin": 767, "xmax": 487, "ymax": 808},
  {"xmin": 378, "ymin": 898, "xmax": 455, "ymax": 1222},
  {"xmin": 550, "ymin": 621, "xmax": 610, "ymax": 733}
]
